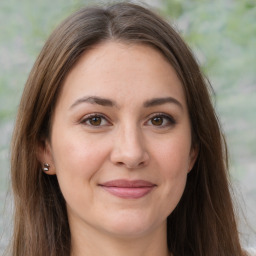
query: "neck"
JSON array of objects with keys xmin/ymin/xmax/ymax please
[{"xmin": 70, "ymin": 219, "xmax": 170, "ymax": 256}]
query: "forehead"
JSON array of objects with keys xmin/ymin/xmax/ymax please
[{"xmin": 57, "ymin": 41, "xmax": 186, "ymax": 109}]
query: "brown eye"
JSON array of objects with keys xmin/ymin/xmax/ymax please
[
  {"xmin": 82, "ymin": 114, "xmax": 110, "ymax": 127},
  {"xmin": 89, "ymin": 116, "xmax": 102, "ymax": 126},
  {"xmin": 151, "ymin": 116, "xmax": 163, "ymax": 126},
  {"xmin": 146, "ymin": 114, "xmax": 176, "ymax": 128}
]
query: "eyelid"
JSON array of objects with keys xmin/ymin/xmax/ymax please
[
  {"xmin": 79, "ymin": 112, "xmax": 176, "ymax": 128},
  {"xmin": 80, "ymin": 113, "xmax": 112, "ymax": 127},
  {"xmin": 145, "ymin": 112, "xmax": 176, "ymax": 127}
]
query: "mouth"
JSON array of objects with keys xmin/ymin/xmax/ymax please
[{"xmin": 99, "ymin": 179, "xmax": 156, "ymax": 199}]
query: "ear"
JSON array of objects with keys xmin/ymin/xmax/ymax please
[
  {"xmin": 188, "ymin": 144, "xmax": 199, "ymax": 172},
  {"xmin": 36, "ymin": 138, "xmax": 56, "ymax": 175}
]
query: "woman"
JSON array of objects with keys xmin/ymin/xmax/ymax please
[{"xmin": 10, "ymin": 2, "xmax": 246, "ymax": 256}]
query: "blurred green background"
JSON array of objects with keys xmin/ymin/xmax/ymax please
[{"xmin": 0, "ymin": 0, "xmax": 255, "ymax": 252}]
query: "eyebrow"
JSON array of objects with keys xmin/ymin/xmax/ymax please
[
  {"xmin": 69, "ymin": 96, "xmax": 183, "ymax": 110},
  {"xmin": 69, "ymin": 96, "xmax": 116, "ymax": 109},
  {"xmin": 143, "ymin": 97, "xmax": 183, "ymax": 110}
]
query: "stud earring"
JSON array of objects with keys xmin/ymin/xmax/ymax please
[{"xmin": 43, "ymin": 163, "xmax": 50, "ymax": 172}]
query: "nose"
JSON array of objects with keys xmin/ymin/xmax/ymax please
[{"xmin": 110, "ymin": 124, "xmax": 149, "ymax": 169}]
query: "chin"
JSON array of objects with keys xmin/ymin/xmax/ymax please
[{"xmin": 100, "ymin": 211, "xmax": 163, "ymax": 238}]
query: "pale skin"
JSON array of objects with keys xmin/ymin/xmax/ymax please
[{"xmin": 39, "ymin": 41, "xmax": 198, "ymax": 256}]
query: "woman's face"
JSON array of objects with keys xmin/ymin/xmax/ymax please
[{"xmin": 41, "ymin": 42, "xmax": 197, "ymax": 239}]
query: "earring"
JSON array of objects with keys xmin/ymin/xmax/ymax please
[{"xmin": 43, "ymin": 163, "xmax": 50, "ymax": 172}]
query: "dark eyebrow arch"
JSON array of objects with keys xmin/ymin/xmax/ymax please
[
  {"xmin": 143, "ymin": 97, "xmax": 183, "ymax": 109},
  {"xmin": 69, "ymin": 96, "xmax": 116, "ymax": 110},
  {"xmin": 70, "ymin": 96, "xmax": 183, "ymax": 110}
]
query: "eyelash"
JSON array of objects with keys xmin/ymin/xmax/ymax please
[
  {"xmin": 80, "ymin": 113, "xmax": 111, "ymax": 127},
  {"xmin": 145, "ymin": 113, "xmax": 176, "ymax": 127},
  {"xmin": 80, "ymin": 113, "xmax": 176, "ymax": 128}
]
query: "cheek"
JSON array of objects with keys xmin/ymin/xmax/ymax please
[
  {"xmin": 154, "ymin": 134, "xmax": 192, "ymax": 175},
  {"xmin": 151, "ymin": 135, "xmax": 191, "ymax": 211},
  {"xmin": 51, "ymin": 134, "xmax": 111, "ymax": 211},
  {"xmin": 52, "ymin": 131, "xmax": 109, "ymax": 175},
  {"xmin": 50, "ymin": 132, "xmax": 111, "ymax": 205},
  {"xmin": 158, "ymin": 143, "xmax": 189, "ymax": 193}
]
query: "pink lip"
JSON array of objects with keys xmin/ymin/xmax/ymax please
[{"xmin": 99, "ymin": 179, "xmax": 156, "ymax": 199}]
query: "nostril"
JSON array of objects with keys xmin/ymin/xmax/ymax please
[
  {"xmin": 110, "ymin": 143, "xmax": 150, "ymax": 169},
  {"xmin": 138, "ymin": 161, "xmax": 145, "ymax": 166}
]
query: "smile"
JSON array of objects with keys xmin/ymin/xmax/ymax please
[{"xmin": 99, "ymin": 179, "xmax": 156, "ymax": 199}]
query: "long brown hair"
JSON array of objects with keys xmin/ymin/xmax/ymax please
[{"xmin": 10, "ymin": 2, "xmax": 245, "ymax": 256}]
